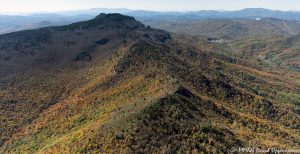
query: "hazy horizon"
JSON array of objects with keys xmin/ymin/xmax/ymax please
[{"xmin": 1, "ymin": 0, "xmax": 300, "ymax": 15}]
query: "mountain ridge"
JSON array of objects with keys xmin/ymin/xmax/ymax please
[
  {"xmin": 0, "ymin": 13, "xmax": 299, "ymax": 153},
  {"xmin": 2, "ymin": 8, "xmax": 300, "ymax": 35},
  {"xmin": 142, "ymin": 17, "xmax": 300, "ymax": 40}
]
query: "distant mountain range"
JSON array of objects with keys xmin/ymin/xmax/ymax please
[
  {"xmin": 0, "ymin": 14, "xmax": 94, "ymax": 34},
  {"xmin": 143, "ymin": 18, "xmax": 300, "ymax": 40},
  {"xmin": 1, "ymin": 8, "xmax": 300, "ymax": 34},
  {"xmin": 34, "ymin": 8, "xmax": 300, "ymax": 20},
  {"xmin": 129, "ymin": 8, "xmax": 300, "ymax": 21}
]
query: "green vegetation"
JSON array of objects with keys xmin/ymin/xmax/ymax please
[{"xmin": 0, "ymin": 13, "xmax": 299, "ymax": 153}]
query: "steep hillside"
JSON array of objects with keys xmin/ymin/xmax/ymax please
[
  {"xmin": 230, "ymin": 33, "xmax": 300, "ymax": 71},
  {"xmin": 0, "ymin": 13, "xmax": 299, "ymax": 153},
  {"xmin": 143, "ymin": 18, "xmax": 300, "ymax": 40}
]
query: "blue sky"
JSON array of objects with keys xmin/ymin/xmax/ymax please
[{"xmin": 1, "ymin": 0, "xmax": 300, "ymax": 13}]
